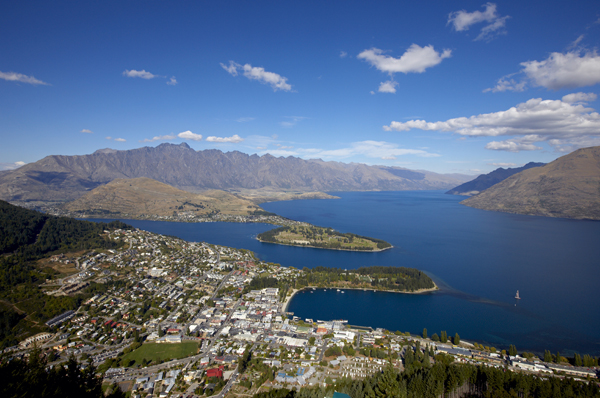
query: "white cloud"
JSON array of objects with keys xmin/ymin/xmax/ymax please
[
  {"xmin": 140, "ymin": 134, "xmax": 176, "ymax": 143},
  {"xmin": 105, "ymin": 136, "xmax": 112, "ymax": 140},
  {"xmin": 123, "ymin": 69, "xmax": 159, "ymax": 79},
  {"xmin": 0, "ymin": 71, "xmax": 49, "ymax": 85},
  {"xmin": 562, "ymin": 92, "xmax": 597, "ymax": 104},
  {"xmin": 237, "ymin": 117, "xmax": 255, "ymax": 123},
  {"xmin": 0, "ymin": 161, "xmax": 26, "ymax": 171},
  {"xmin": 114, "ymin": 138, "xmax": 126, "ymax": 142},
  {"xmin": 167, "ymin": 76, "xmax": 177, "ymax": 85},
  {"xmin": 80, "ymin": 129, "xmax": 93, "ymax": 134},
  {"xmin": 521, "ymin": 50, "xmax": 600, "ymax": 90},
  {"xmin": 475, "ymin": 16, "xmax": 509, "ymax": 41},
  {"xmin": 178, "ymin": 130, "xmax": 202, "ymax": 141},
  {"xmin": 485, "ymin": 136, "xmax": 542, "ymax": 152},
  {"xmin": 489, "ymin": 162, "xmax": 519, "ymax": 167},
  {"xmin": 378, "ymin": 80, "xmax": 398, "ymax": 93},
  {"xmin": 484, "ymin": 75, "xmax": 526, "ymax": 93},
  {"xmin": 220, "ymin": 61, "xmax": 239, "ymax": 76},
  {"xmin": 280, "ymin": 116, "xmax": 306, "ymax": 128},
  {"xmin": 384, "ymin": 96, "xmax": 600, "ymax": 152},
  {"xmin": 206, "ymin": 134, "xmax": 244, "ymax": 143},
  {"xmin": 220, "ymin": 61, "xmax": 293, "ymax": 91},
  {"xmin": 358, "ymin": 45, "xmax": 451, "ymax": 74},
  {"xmin": 448, "ymin": 3, "xmax": 509, "ymax": 41},
  {"xmin": 340, "ymin": 51, "xmax": 348, "ymax": 58}
]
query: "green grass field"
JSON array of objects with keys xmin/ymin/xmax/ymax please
[{"xmin": 120, "ymin": 342, "xmax": 199, "ymax": 366}]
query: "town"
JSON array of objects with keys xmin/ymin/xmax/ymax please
[{"xmin": 5, "ymin": 227, "xmax": 598, "ymax": 397}]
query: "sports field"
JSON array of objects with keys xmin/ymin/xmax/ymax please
[{"xmin": 120, "ymin": 342, "xmax": 199, "ymax": 366}]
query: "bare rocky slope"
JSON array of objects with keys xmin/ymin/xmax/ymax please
[
  {"xmin": 61, "ymin": 177, "xmax": 265, "ymax": 218},
  {"xmin": 0, "ymin": 143, "xmax": 469, "ymax": 202},
  {"xmin": 462, "ymin": 146, "xmax": 600, "ymax": 220},
  {"xmin": 446, "ymin": 162, "xmax": 545, "ymax": 196}
]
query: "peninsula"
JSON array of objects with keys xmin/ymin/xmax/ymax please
[
  {"xmin": 293, "ymin": 266, "xmax": 436, "ymax": 293},
  {"xmin": 257, "ymin": 225, "xmax": 392, "ymax": 251}
]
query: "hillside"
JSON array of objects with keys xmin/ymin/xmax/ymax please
[
  {"xmin": 61, "ymin": 177, "xmax": 268, "ymax": 218},
  {"xmin": 447, "ymin": 162, "xmax": 545, "ymax": 196},
  {"xmin": 462, "ymin": 146, "xmax": 600, "ymax": 220},
  {"xmin": 0, "ymin": 143, "xmax": 468, "ymax": 203}
]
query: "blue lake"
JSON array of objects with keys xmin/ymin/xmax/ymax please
[{"xmin": 88, "ymin": 190, "xmax": 600, "ymax": 355}]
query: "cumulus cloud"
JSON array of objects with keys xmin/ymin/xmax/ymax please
[
  {"xmin": 485, "ymin": 136, "xmax": 543, "ymax": 152},
  {"xmin": 178, "ymin": 131, "xmax": 202, "ymax": 141},
  {"xmin": 140, "ymin": 134, "xmax": 176, "ymax": 143},
  {"xmin": 521, "ymin": 50, "xmax": 600, "ymax": 90},
  {"xmin": 0, "ymin": 71, "xmax": 49, "ymax": 85},
  {"xmin": 206, "ymin": 134, "xmax": 244, "ymax": 143},
  {"xmin": 487, "ymin": 50, "xmax": 600, "ymax": 92},
  {"xmin": 167, "ymin": 76, "xmax": 177, "ymax": 85},
  {"xmin": 448, "ymin": 3, "xmax": 509, "ymax": 41},
  {"xmin": 378, "ymin": 80, "xmax": 398, "ymax": 93},
  {"xmin": 114, "ymin": 138, "xmax": 126, "ymax": 142},
  {"xmin": 123, "ymin": 69, "xmax": 159, "ymax": 79},
  {"xmin": 358, "ymin": 45, "xmax": 451, "ymax": 74},
  {"xmin": 0, "ymin": 161, "xmax": 26, "ymax": 171},
  {"xmin": 562, "ymin": 92, "xmax": 597, "ymax": 104},
  {"xmin": 384, "ymin": 95, "xmax": 600, "ymax": 152},
  {"xmin": 80, "ymin": 129, "xmax": 93, "ymax": 134},
  {"xmin": 220, "ymin": 61, "xmax": 292, "ymax": 91}
]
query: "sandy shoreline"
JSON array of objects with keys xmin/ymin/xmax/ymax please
[{"xmin": 282, "ymin": 282, "xmax": 439, "ymax": 312}]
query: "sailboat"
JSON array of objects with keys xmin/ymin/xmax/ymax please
[{"xmin": 515, "ymin": 290, "xmax": 521, "ymax": 299}]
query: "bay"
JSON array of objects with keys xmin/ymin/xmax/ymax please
[{"xmin": 88, "ymin": 190, "xmax": 600, "ymax": 355}]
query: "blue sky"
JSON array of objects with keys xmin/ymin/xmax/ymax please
[{"xmin": 2, "ymin": 1, "xmax": 600, "ymax": 175}]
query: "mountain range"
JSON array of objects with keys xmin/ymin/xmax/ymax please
[
  {"xmin": 446, "ymin": 162, "xmax": 546, "ymax": 196},
  {"xmin": 0, "ymin": 143, "xmax": 470, "ymax": 203},
  {"xmin": 462, "ymin": 146, "xmax": 600, "ymax": 220}
]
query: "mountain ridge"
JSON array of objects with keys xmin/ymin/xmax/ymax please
[
  {"xmin": 0, "ymin": 143, "xmax": 470, "ymax": 203},
  {"xmin": 446, "ymin": 162, "xmax": 546, "ymax": 196},
  {"xmin": 461, "ymin": 146, "xmax": 600, "ymax": 220}
]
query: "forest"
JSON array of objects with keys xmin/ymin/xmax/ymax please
[
  {"xmin": 251, "ymin": 360, "xmax": 600, "ymax": 398},
  {"xmin": 257, "ymin": 225, "xmax": 392, "ymax": 251},
  {"xmin": 0, "ymin": 351, "xmax": 125, "ymax": 398},
  {"xmin": 293, "ymin": 266, "xmax": 435, "ymax": 292},
  {"xmin": 0, "ymin": 201, "xmax": 132, "ymax": 348}
]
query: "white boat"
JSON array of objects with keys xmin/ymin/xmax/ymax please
[
  {"xmin": 515, "ymin": 290, "xmax": 521, "ymax": 299},
  {"xmin": 336, "ymin": 289, "xmax": 340, "ymax": 292},
  {"xmin": 341, "ymin": 291, "xmax": 345, "ymax": 293}
]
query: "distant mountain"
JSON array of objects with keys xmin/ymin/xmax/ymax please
[
  {"xmin": 446, "ymin": 162, "xmax": 545, "ymax": 196},
  {"xmin": 61, "ymin": 177, "xmax": 266, "ymax": 218},
  {"xmin": 461, "ymin": 146, "xmax": 600, "ymax": 220},
  {"xmin": 0, "ymin": 143, "xmax": 467, "ymax": 203}
]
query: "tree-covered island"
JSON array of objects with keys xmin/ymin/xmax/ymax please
[
  {"xmin": 257, "ymin": 225, "xmax": 392, "ymax": 251},
  {"xmin": 293, "ymin": 266, "xmax": 437, "ymax": 293}
]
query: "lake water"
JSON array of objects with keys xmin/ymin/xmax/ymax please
[{"xmin": 89, "ymin": 190, "xmax": 600, "ymax": 355}]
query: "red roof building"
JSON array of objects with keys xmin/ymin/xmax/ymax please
[{"xmin": 206, "ymin": 365, "xmax": 224, "ymax": 379}]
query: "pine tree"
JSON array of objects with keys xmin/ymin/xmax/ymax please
[
  {"xmin": 422, "ymin": 328, "xmax": 427, "ymax": 339},
  {"xmin": 404, "ymin": 347, "xmax": 414, "ymax": 367},
  {"xmin": 440, "ymin": 331, "xmax": 447, "ymax": 343},
  {"xmin": 574, "ymin": 353, "xmax": 582, "ymax": 367},
  {"xmin": 453, "ymin": 333, "xmax": 460, "ymax": 345},
  {"xmin": 544, "ymin": 350, "xmax": 552, "ymax": 362},
  {"xmin": 555, "ymin": 351, "xmax": 561, "ymax": 363},
  {"xmin": 508, "ymin": 345, "xmax": 517, "ymax": 356}
]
